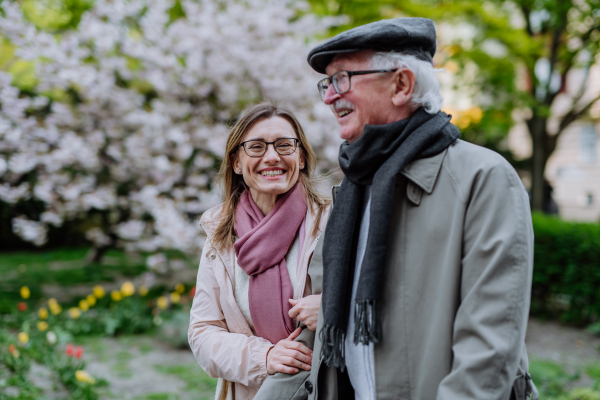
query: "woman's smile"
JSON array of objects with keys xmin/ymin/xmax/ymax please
[{"xmin": 259, "ymin": 168, "xmax": 286, "ymax": 179}]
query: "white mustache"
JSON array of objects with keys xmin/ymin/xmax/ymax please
[{"xmin": 329, "ymin": 99, "xmax": 355, "ymax": 113}]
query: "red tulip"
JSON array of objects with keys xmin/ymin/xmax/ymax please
[
  {"xmin": 75, "ymin": 345, "xmax": 83, "ymax": 359},
  {"xmin": 8, "ymin": 344, "xmax": 16, "ymax": 355},
  {"xmin": 66, "ymin": 343, "xmax": 74, "ymax": 357},
  {"xmin": 17, "ymin": 302, "xmax": 27, "ymax": 312},
  {"xmin": 189, "ymin": 286, "xmax": 196, "ymax": 297}
]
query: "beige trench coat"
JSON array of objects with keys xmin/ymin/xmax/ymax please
[
  {"xmin": 188, "ymin": 203, "xmax": 328, "ymax": 400},
  {"xmin": 306, "ymin": 139, "xmax": 536, "ymax": 400}
]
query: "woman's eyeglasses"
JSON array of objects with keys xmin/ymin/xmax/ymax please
[{"xmin": 236, "ymin": 138, "xmax": 300, "ymax": 157}]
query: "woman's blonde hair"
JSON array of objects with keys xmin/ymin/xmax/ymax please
[{"xmin": 212, "ymin": 102, "xmax": 330, "ymax": 250}]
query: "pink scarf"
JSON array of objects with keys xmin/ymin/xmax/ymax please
[{"xmin": 234, "ymin": 182, "xmax": 307, "ymax": 344}]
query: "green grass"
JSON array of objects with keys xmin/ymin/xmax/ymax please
[
  {"xmin": 77, "ymin": 336, "xmax": 110, "ymax": 362},
  {"xmin": 139, "ymin": 342, "xmax": 155, "ymax": 354},
  {"xmin": 143, "ymin": 393, "xmax": 180, "ymax": 400},
  {"xmin": 154, "ymin": 363, "xmax": 217, "ymax": 396},
  {"xmin": 0, "ymin": 247, "xmax": 147, "ymax": 313},
  {"xmin": 527, "ymin": 358, "xmax": 600, "ymax": 399},
  {"xmin": 113, "ymin": 350, "xmax": 133, "ymax": 378},
  {"xmin": 530, "ymin": 359, "xmax": 579, "ymax": 398}
]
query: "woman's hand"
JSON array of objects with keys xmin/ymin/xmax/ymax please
[
  {"xmin": 288, "ymin": 295, "xmax": 321, "ymax": 331},
  {"xmin": 266, "ymin": 328, "xmax": 313, "ymax": 375}
]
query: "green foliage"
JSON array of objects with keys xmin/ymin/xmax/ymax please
[
  {"xmin": 20, "ymin": 0, "xmax": 93, "ymax": 31},
  {"xmin": 530, "ymin": 359, "xmax": 579, "ymax": 398},
  {"xmin": 564, "ymin": 388, "xmax": 600, "ymax": 400},
  {"xmin": 531, "ymin": 213, "xmax": 600, "ymax": 326}
]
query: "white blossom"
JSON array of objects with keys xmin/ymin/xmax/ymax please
[
  {"xmin": 12, "ymin": 217, "xmax": 48, "ymax": 246},
  {"xmin": 0, "ymin": 0, "xmax": 342, "ymax": 252}
]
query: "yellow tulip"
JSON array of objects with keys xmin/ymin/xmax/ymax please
[
  {"xmin": 175, "ymin": 283, "xmax": 185, "ymax": 294},
  {"xmin": 18, "ymin": 332, "xmax": 29, "ymax": 344},
  {"xmin": 157, "ymin": 296, "xmax": 168, "ymax": 310},
  {"xmin": 38, "ymin": 307, "xmax": 48, "ymax": 320},
  {"xmin": 75, "ymin": 370, "xmax": 96, "ymax": 384},
  {"xmin": 37, "ymin": 321, "xmax": 49, "ymax": 331},
  {"xmin": 111, "ymin": 290, "xmax": 122, "ymax": 302},
  {"xmin": 93, "ymin": 285, "xmax": 105, "ymax": 299},
  {"xmin": 20, "ymin": 286, "xmax": 30, "ymax": 299},
  {"xmin": 121, "ymin": 281, "xmax": 135, "ymax": 297},
  {"xmin": 86, "ymin": 294, "xmax": 96, "ymax": 307},
  {"xmin": 68, "ymin": 307, "xmax": 81, "ymax": 319},
  {"xmin": 170, "ymin": 292, "xmax": 181, "ymax": 304},
  {"xmin": 79, "ymin": 299, "xmax": 89, "ymax": 311},
  {"xmin": 48, "ymin": 298, "xmax": 62, "ymax": 315},
  {"xmin": 49, "ymin": 303, "xmax": 62, "ymax": 315},
  {"xmin": 138, "ymin": 285, "xmax": 149, "ymax": 296}
]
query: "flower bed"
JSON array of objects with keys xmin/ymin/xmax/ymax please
[{"xmin": 0, "ymin": 280, "xmax": 196, "ymax": 399}]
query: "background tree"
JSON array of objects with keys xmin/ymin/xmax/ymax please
[
  {"xmin": 0, "ymin": 0, "xmax": 340, "ymax": 258},
  {"xmin": 310, "ymin": 0, "xmax": 600, "ymax": 211}
]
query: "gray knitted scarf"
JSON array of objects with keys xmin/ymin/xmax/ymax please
[{"xmin": 320, "ymin": 108, "xmax": 460, "ymax": 370}]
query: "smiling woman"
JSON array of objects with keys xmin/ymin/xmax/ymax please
[
  {"xmin": 188, "ymin": 103, "xmax": 330, "ymax": 400},
  {"xmin": 232, "ymin": 118, "xmax": 305, "ymax": 215}
]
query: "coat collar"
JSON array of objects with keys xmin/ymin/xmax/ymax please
[{"xmin": 400, "ymin": 146, "xmax": 449, "ymax": 194}]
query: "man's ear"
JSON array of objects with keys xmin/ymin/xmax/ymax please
[{"xmin": 391, "ymin": 69, "xmax": 416, "ymax": 108}]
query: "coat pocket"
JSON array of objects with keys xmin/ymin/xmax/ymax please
[{"xmin": 511, "ymin": 373, "xmax": 537, "ymax": 400}]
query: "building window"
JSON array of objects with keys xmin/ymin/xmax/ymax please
[
  {"xmin": 588, "ymin": 193, "xmax": 594, "ymax": 207},
  {"xmin": 580, "ymin": 123, "xmax": 598, "ymax": 164}
]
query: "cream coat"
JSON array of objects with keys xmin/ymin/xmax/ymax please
[{"xmin": 188, "ymin": 203, "xmax": 328, "ymax": 400}]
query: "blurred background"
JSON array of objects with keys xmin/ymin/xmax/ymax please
[{"xmin": 0, "ymin": 0, "xmax": 599, "ymax": 399}]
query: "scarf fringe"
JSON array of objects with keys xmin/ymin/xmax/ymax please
[
  {"xmin": 319, "ymin": 324, "xmax": 346, "ymax": 370},
  {"xmin": 353, "ymin": 299, "xmax": 382, "ymax": 345}
]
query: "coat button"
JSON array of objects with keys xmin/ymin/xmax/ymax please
[
  {"xmin": 209, "ymin": 254, "xmax": 215, "ymax": 260},
  {"xmin": 305, "ymin": 380, "xmax": 313, "ymax": 394}
]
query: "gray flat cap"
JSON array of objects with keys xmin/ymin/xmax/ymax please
[{"xmin": 307, "ymin": 18, "xmax": 437, "ymax": 74}]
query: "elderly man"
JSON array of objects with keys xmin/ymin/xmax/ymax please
[{"xmin": 303, "ymin": 18, "xmax": 538, "ymax": 400}]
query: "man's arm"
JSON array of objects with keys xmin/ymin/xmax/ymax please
[{"xmin": 436, "ymin": 159, "xmax": 534, "ymax": 400}]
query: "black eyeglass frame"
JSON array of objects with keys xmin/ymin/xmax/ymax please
[
  {"xmin": 236, "ymin": 137, "xmax": 301, "ymax": 158},
  {"xmin": 317, "ymin": 69, "xmax": 398, "ymax": 100}
]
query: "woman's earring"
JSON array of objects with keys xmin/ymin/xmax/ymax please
[{"xmin": 237, "ymin": 170, "xmax": 242, "ymax": 173}]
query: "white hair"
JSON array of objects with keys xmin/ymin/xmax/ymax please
[{"xmin": 370, "ymin": 52, "xmax": 443, "ymax": 114}]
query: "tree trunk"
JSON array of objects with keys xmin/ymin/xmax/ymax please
[
  {"xmin": 87, "ymin": 245, "xmax": 109, "ymax": 264},
  {"xmin": 528, "ymin": 115, "xmax": 549, "ymax": 212}
]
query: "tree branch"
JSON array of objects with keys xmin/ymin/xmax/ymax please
[
  {"xmin": 543, "ymin": 18, "xmax": 565, "ymax": 104},
  {"xmin": 578, "ymin": 23, "xmax": 600, "ymax": 48},
  {"xmin": 520, "ymin": 4, "xmax": 533, "ymax": 36},
  {"xmin": 569, "ymin": 63, "xmax": 592, "ymax": 108},
  {"xmin": 558, "ymin": 93, "xmax": 600, "ymax": 135}
]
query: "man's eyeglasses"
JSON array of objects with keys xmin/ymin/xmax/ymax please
[
  {"xmin": 317, "ymin": 69, "xmax": 398, "ymax": 100},
  {"xmin": 236, "ymin": 138, "xmax": 300, "ymax": 157}
]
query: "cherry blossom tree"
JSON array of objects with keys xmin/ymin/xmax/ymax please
[{"xmin": 0, "ymin": 0, "xmax": 340, "ymax": 258}]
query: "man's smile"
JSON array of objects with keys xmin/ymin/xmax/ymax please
[{"xmin": 331, "ymin": 99, "xmax": 355, "ymax": 120}]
